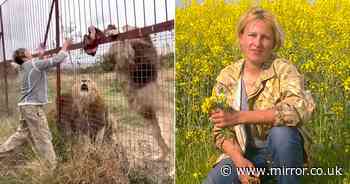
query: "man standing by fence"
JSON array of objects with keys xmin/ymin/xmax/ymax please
[{"xmin": 0, "ymin": 39, "xmax": 71, "ymax": 169}]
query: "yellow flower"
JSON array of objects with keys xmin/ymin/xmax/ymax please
[
  {"xmin": 201, "ymin": 92, "xmax": 229, "ymax": 114},
  {"xmin": 330, "ymin": 102, "xmax": 344, "ymax": 119},
  {"xmin": 343, "ymin": 77, "xmax": 350, "ymax": 91},
  {"xmin": 192, "ymin": 172, "xmax": 201, "ymax": 178}
]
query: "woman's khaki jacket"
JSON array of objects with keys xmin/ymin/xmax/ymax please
[{"xmin": 213, "ymin": 57, "xmax": 315, "ymax": 163}]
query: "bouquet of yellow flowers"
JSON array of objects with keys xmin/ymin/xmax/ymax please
[
  {"xmin": 201, "ymin": 91, "xmax": 235, "ymax": 137},
  {"xmin": 201, "ymin": 92, "xmax": 230, "ymax": 114}
]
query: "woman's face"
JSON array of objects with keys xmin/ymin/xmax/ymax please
[
  {"xmin": 239, "ymin": 19, "xmax": 274, "ymax": 65},
  {"xmin": 24, "ymin": 49, "xmax": 33, "ymax": 60}
]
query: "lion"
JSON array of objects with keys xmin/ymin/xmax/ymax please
[
  {"xmin": 104, "ymin": 35, "xmax": 172, "ymax": 160},
  {"xmin": 57, "ymin": 78, "xmax": 112, "ymax": 147}
]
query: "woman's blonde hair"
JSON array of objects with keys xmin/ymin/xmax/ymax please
[{"xmin": 237, "ymin": 7, "xmax": 284, "ymax": 51}]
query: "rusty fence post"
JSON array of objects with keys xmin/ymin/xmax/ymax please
[
  {"xmin": 55, "ymin": 0, "xmax": 61, "ymax": 124},
  {"xmin": 0, "ymin": 5, "xmax": 9, "ymax": 116}
]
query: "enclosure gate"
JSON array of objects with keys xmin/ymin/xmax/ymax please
[{"xmin": 0, "ymin": 0, "xmax": 174, "ymax": 183}]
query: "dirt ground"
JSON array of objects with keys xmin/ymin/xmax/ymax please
[
  {"xmin": 111, "ymin": 68, "xmax": 175, "ymax": 183},
  {"xmin": 112, "ymin": 117, "xmax": 174, "ymax": 183}
]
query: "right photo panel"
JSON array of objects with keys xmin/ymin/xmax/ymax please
[{"xmin": 175, "ymin": 0, "xmax": 350, "ymax": 184}]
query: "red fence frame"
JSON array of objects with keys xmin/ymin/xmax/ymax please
[{"xmin": 0, "ymin": 6, "xmax": 9, "ymax": 116}]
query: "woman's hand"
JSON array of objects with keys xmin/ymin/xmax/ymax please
[
  {"xmin": 231, "ymin": 155, "xmax": 258, "ymax": 184},
  {"xmin": 211, "ymin": 109, "xmax": 277, "ymax": 127},
  {"xmin": 210, "ymin": 109, "xmax": 243, "ymax": 128},
  {"xmin": 62, "ymin": 38, "xmax": 73, "ymax": 51},
  {"xmin": 37, "ymin": 43, "xmax": 48, "ymax": 59},
  {"xmin": 38, "ymin": 48, "xmax": 45, "ymax": 59}
]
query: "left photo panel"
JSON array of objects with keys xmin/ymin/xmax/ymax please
[{"xmin": 0, "ymin": 0, "xmax": 175, "ymax": 183}]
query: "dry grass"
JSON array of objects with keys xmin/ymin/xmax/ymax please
[
  {"xmin": 0, "ymin": 117, "xmax": 19, "ymax": 142},
  {"xmin": 0, "ymin": 67, "xmax": 175, "ymax": 183},
  {"xmin": 0, "ymin": 144, "xmax": 129, "ymax": 184}
]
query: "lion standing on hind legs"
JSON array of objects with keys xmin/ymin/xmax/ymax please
[{"xmin": 105, "ymin": 34, "xmax": 171, "ymax": 160}]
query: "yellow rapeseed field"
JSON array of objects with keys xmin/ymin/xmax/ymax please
[{"xmin": 176, "ymin": 0, "xmax": 350, "ymax": 183}]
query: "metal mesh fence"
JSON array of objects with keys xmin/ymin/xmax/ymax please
[{"xmin": 0, "ymin": 0, "xmax": 174, "ymax": 183}]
